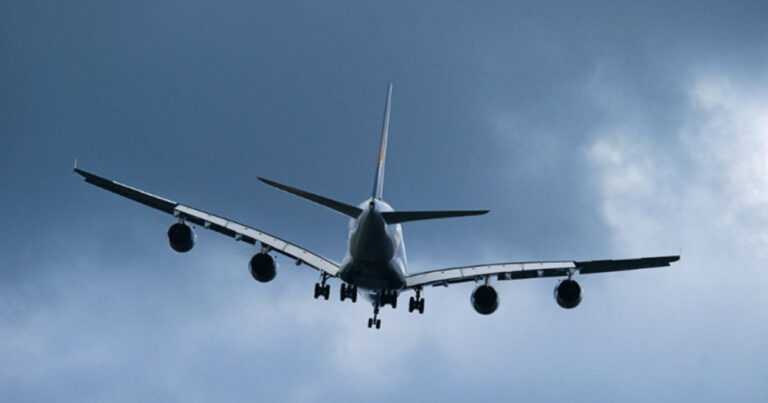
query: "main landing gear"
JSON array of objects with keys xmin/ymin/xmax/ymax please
[
  {"xmin": 408, "ymin": 288, "xmax": 425, "ymax": 314},
  {"xmin": 340, "ymin": 283, "xmax": 358, "ymax": 302},
  {"xmin": 377, "ymin": 290, "xmax": 398, "ymax": 309},
  {"xmin": 367, "ymin": 302, "xmax": 382, "ymax": 329},
  {"xmin": 313, "ymin": 273, "xmax": 330, "ymax": 300}
]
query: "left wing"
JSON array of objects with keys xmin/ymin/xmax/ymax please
[
  {"xmin": 74, "ymin": 167, "xmax": 340, "ymax": 276},
  {"xmin": 405, "ymin": 255, "xmax": 679, "ymax": 288}
]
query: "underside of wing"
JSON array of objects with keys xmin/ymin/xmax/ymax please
[
  {"xmin": 75, "ymin": 167, "xmax": 340, "ymax": 276},
  {"xmin": 405, "ymin": 255, "xmax": 679, "ymax": 289}
]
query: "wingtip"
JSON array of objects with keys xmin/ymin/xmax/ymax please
[{"xmin": 73, "ymin": 158, "xmax": 78, "ymax": 172}]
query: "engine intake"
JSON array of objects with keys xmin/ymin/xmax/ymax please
[
  {"xmin": 554, "ymin": 279, "xmax": 582, "ymax": 309},
  {"xmin": 167, "ymin": 222, "xmax": 195, "ymax": 253},
  {"xmin": 471, "ymin": 285, "xmax": 499, "ymax": 315},
  {"xmin": 250, "ymin": 253, "xmax": 277, "ymax": 283}
]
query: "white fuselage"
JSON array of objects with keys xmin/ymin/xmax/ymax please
[{"xmin": 337, "ymin": 198, "xmax": 407, "ymax": 299}]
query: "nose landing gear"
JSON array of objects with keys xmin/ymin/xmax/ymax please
[{"xmin": 367, "ymin": 302, "xmax": 382, "ymax": 329}]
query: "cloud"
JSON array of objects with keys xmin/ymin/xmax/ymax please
[
  {"xmin": 585, "ymin": 70, "xmax": 768, "ymax": 400},
  {"xmin": 588, "ymin": 71, "xmax": 768, "ymax": 254}
]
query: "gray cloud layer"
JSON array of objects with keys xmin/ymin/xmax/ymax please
[{"xmin": 2, "ymin": 1, "xmax": 767, "ymax": 402}]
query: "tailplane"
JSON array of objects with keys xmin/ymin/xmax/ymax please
[
  {"xmin": 258, "ymin": 177, "xmax": 362, "ymax": 218},
  {"xmin": 382, "ymin": 210, "xmax": 489, "ymax": 224}
]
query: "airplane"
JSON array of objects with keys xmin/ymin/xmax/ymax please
[{"xmin": 74, "ymin": 83, "xmax": 679, "ymax": 329}]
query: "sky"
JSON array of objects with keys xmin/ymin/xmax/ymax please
[{"xmin": 2, "ymin": 1, "xmax": 768, "ymax": 401}]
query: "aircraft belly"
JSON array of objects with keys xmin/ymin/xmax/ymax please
[{"xmin": 339, "ymin": 259, "xmax": 405, "ymax": 291}]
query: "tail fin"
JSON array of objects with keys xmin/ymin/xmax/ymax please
[{"xmin": 372, "ymin": 82, "xmax": 392, "ymax": 200}]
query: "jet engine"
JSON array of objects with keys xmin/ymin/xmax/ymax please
[
  {"xmin": 471, "ymin": 285, "xmax": 499, "ymax": 315},
  {"xmin": 167, "ymin": 222, "xmax": 195, "ymax": 253},
  {"xmin": 554, "ymin": 279, "xmax": 582, "ymax": 309},
  {"xmin": 249, "ymin": 252, "xmax": 277, "ymax": 283}
]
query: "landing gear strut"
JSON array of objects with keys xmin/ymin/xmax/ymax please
[
  {"xmin": 367, "ymin": 302, "xmax": 382, "ymax": 329},
  {"xmin": 408, "ymin": 287, "xmax": 425, "ymax": 314},
  {"xmin": 340, "ymin": 283, "xmax": 358, "ymax": 302},
  {"xmin": 313, "ymin": 273, "xmax": 330, "ymax": 300}
]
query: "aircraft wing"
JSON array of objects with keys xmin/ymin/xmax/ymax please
[
  {"xmin": 405, "ymin": 255, "xmax": 679, "ymax": 288},
  {"xmin": 74, "ymin": 167, "xmax": 340, "ymax": 276}
]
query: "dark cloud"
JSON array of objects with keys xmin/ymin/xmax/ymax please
[{"xmin": 2, "ymin": 1, "xmax": 768, "ymax": 401}]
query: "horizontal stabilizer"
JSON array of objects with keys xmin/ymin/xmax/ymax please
[
  {"xmin": 381, "ymin": 210, "xmax": 489, "ymax": 224},
  {"xmin": 258, "ymin": 177, "xmax": 363, "ymax": 218}
]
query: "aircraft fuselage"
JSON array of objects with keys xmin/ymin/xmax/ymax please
[{"xmin": 338, "ymin": 198, "xmax": 407, "ymax": 298}]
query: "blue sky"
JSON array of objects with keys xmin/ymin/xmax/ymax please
[{"xmin": 2, "ymin": 1, "xmax": 768, "ymax": 401}]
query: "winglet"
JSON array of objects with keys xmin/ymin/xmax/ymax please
[{"xmin": 73, "ymin": 158, "xmax": 79, "ymax": 172}]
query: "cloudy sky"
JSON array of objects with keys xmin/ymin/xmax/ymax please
[{"xmin": 2, "ymin": 1, "xmax": 768, "ymax": 401}]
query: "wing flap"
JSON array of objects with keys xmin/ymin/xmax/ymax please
[
  {"xmin": 174, "ymin": 205, "xmax": 339, "ymax": 275},
  {"xmin": 405, "ymin": 261, "xmax": 575, "ymax": 287},
  {"xmin": 405, "ymin": 256, "xmax": 678, "ymax": 289}
]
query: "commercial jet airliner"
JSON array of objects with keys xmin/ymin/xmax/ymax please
[{"xmin": 74, "ymin": 83, "xmax": 679, "ymax": 329}]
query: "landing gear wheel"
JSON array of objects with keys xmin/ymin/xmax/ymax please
[
  {"xmin": 391, "ymin": 295, "xmax": 397, "ymax": 309},
  {"xmin": 409, "ymin": 288, "xmax": 425, "ymax": 314},
  {"xmin": 368, "ymin": 303, "xmax": 381, "ymax": 330},
  {"xmin": 351, "ymin": 288, "xmax": 358, "ymax": 303},
  {"xmin": 340, "ymin": 283, "xmax": 347, "ymax": 301},
  {"xmin": 315, "ymin": 273, "xmax": 330, "ymax": 300}
]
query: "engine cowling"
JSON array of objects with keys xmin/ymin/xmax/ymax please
[
  {"xmin": 471, "ymin": 285, "xmax": 499, "ymax": 315},
  {"xmin": 249, "ymin": 253, "xmax": 277, "ymax": 283},
  {"xmin": 167, "ymin": 222, "xmax": 195, "ymax": 253},
  {"xmin": 554, "ymin": 279, "xmax": 582, "ymax": 309}
]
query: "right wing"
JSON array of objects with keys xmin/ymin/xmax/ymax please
[
  {"xmin": 405, "ymin": 256, "xmax": 679, "ymax": 289},
  {"xmin": 75, "ymin": 167, "xmax": 340, "ymax": 276}
]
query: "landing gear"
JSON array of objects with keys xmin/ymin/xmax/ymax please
[
  {"xmin": 340, "ymin": 283, "xmax": 358, "ymax": 302},
  {"xmin": 313, "ymin": 273, "xmax": 330, "ymax": 300},
  {"xmin": 367, "ymin": 303, "xmax": 382, "ymax": 329},
  {"xmin": 408, "ymin": 288, "xmax": 425, "ymax": 314},
  {"xmin": 377, "ymin": 290, "xmax": 398, "ymax": 309}
]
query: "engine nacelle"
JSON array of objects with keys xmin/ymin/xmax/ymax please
[
  {"xmin": 167, "ymin": 222, "xmax": 195, "ymax": 253},
  {"xmin": 249, "ymin": 253, "xmax": 277, "ymax": 283},
  {"xmin": 554, "ymin": 279, "xmax": 582, "ymax": 309},
  {"xmin": 471, "ymin": 285, "xmax": 499, "ymax": 315}
]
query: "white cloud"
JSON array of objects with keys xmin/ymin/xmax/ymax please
[
  {"xmin": 588, "ymin": 72, "xmax": 768, "ymax": 254},
  {"xmin": 584, "ymin": 71, "xmax": 768, "ymax": 401}
]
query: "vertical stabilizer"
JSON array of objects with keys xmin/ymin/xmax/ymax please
[{"xmin": 372, "ymin": 82, "xmax": 392, "ymax": 200}]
